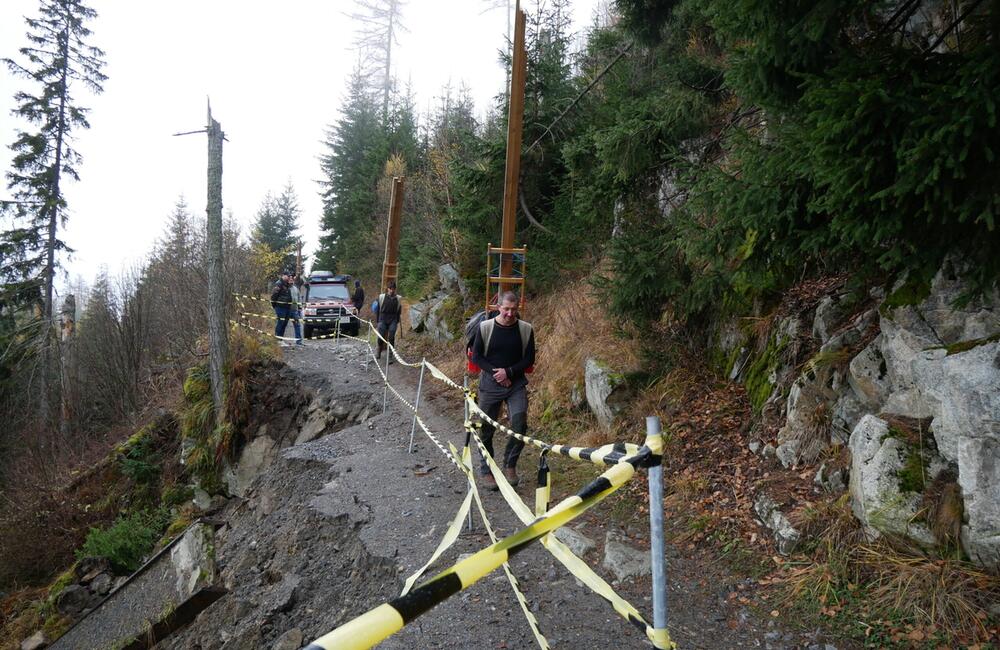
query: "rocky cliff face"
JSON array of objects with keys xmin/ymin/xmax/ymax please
[{"xmin": 726, "ymin": 259, "xmax": 1000, "ymax": 566}]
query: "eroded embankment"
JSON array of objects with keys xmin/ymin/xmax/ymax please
[{"xmin": 141, "ymin": 340, "xmax": 833, "ymax": 649}]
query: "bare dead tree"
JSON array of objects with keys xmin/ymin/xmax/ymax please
[
  {"xmin": 348, "ymin": 0, "xmax": 408, "ymax": 121},
  {"xmin": 205, "ymin": 103, "xmax": 228, "ymax": 419}
]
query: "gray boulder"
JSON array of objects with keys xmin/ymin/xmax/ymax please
[
  {"xmin": 438, "ymin": 263, "xmax": 466, "ymax": 298},
  {"xmin": 553, "ymin": 526, "xmax": 596, "ymax": 558},
  {"xmin": 753, "ymin": 493, "xmax": 801, "ymax": 555},
  {"xmin": 272, "ymin": 628, "xmax": 304, "ymax": 650},
  {"xmin": 408, "ymin": 301, "xmax": 431, "ymax": 333},
  {"xmin": 814, "ymin": 462, "xmax": 848, "ymax": 494},
  {"xmin": 602, "ymin": 531, "xmax": 650, "ymax": 582},
  {"xmin": 228, "ymin": 435, "xmax": 278, "ymax": 497},
  {"xmin": 423, "ymin": 296, "xmax": 457, "ymax": 342},
  {"xmin": 957, "ymin": 434, "xmax": 1000, "ymax": 567},
  {"xmin": 55, "ymin": 584, "xmax": 98, "ymax": 616},
  {"xmin": 848, "ymin": 415, "xmax": 936, "ymax": 547},
  {"xmin": 295, "ymin": 409, "xmax": 329, "ymax": 445},
  {"xmin": 841, "ymin": 272, "xmax": 999, "ymax": 566},
  {"xmin": 20, "ymin": 631, "xmax": 47, "ymax": 650},
  {"xmin": 584, "ymin": 358, "xmax": 632, "ymax": 430},
  {"xmin": 812, "ymin": 294, "xmax": 851, "ymax": 344}
]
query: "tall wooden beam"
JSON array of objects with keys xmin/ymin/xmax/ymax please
[
  {"xmin": 381, "ymin": 176, "xmax": 405, "ymax": 292},
  {"xmin": 499, "ymin": 2, "xmax": 526, "ymax": 294},
  {"xmin": 205, "ymin": 101, "xmax": 228, "ymax": 420}
]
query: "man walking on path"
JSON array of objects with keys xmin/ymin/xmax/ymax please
[
  {"xmin": 376, "ymin": 280, "xmax": 402, "ymax": 359},
  {"xmin": 271, "ymin": 271, "xmax": 301, "ymax": 346},
  {"xmin": 470, "ymin": 291, "xmax": 535, "ymax": 489}
]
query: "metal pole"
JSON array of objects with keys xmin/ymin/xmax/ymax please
[
  {"xmin": 381, "ymin": 339, "xmax": 390, "ymax": 415},
  {"xmin": 364, "ymin": 320, "xmax": 371, "ymax": 371},
  {"xmin": 408, "ymin": 360, "xmax": 426, "ymax": 453},
  {"xmin": 465, "ymin": 375, "xmax": 473, "ymax": 532},
  {"xmin": 646, "ymin": 415, "xmax": 668, "ymax": 634}
]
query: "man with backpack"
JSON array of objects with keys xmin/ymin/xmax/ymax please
[
  {"xmin": 376, "ymin": 280, "xmax": 402, "ymax": 359},
  {"xmin": 469, "ymin": 291, "xmax": 535, "ymax": 490}
]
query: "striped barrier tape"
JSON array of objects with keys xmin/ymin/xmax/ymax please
[
  {"xmin": 467, "ymin": 394, "xmax": 646, "ymax": 467},
  {"xmin": 453, "ymin": 437, "xmax": 550, "ymax": 649},
  {"xmin": 241, "ymin": 303, "xmax": 674, "ymax": 648},
  {"xmin": 422, "ymin": 359, "xmax": 466, "ymax": 391},
  {"xmin": 239, "ymin": 310, "xmax": 353, "ymax": 324},
  {"xmin": 366, "ymin": 320, "xmax": 423, "ymax": 368},
  {"xmin": 231, "ymin": 319, "xmax": 343, "ymax": 343},
  {"xmin": 535, "ymin": 451, "xmax": 551, "ymax": 517},
  {"xmin": 304, "ymin": 451, "xmax": 636, "ymax": 650},
  {"xmin": 400, "ymin": 485, "xmax": 474, "ymax": 596},
  {"xmin": 233, "ymin": 292, "xmax": 303, "ymax": 307},
  {"xmin": 329, "ymin": 323, "xmax": 673, "ymax": 648},
  {"xmin": 469, "ymin": 423, "xmax": 675, "ymax": 649}
]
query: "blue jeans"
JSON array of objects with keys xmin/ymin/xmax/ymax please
[{"xmin": 273, "ymin": 306, "xmax": 302, "ymax": 341}]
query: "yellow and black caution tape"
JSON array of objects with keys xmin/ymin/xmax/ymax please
[
  {"xmin": 453, "ymin": 437, "xmax": 550, "ymax": 649},
  {"xmin": 231, "ymin": 319, "xmax": 345, "ymax": 343},
  {"xmin": 400, "ymin": 485, "xmax": 474, "ymax": 596},
  {"xmin": 467, "ymin": 395, "xmax": 645, "ymax": 467},
  {"xmin": 535, "ymin": 451, "xmax": 551, "ymax": 517},
  {"xmin": 304, "ymin": 449, "xmax": 636, "ymax": 650},
  {"xmin": 239, "ymin": 310, "xmax": 351, "ymax": 324},
  {"xmin": 233, "ymin": 292, "xmax": 304, "ymax": 307},
  {"xmin": 469, "ymin": 422, "xmax": 674, "ymax": 649},
  {"xmin": 239, "ymin": 301, "xmax": 674, "ymax": 648}
]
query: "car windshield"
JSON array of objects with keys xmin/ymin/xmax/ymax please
[{"xmin": 307, "ymin": 284, "xmax": 349, "ymax": 301}]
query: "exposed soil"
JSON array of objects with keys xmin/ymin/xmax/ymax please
[{"xmin": 158, "ymin": 338, "xmax": 842, "ymax": 649}]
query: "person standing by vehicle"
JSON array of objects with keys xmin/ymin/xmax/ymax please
[
  {"xmin": 352, "ymin": 279, "xmax": 365, "ymax": 316},
  {"xmin": 270, "ymin": 271, "xmax": 301, "ymax": 346},
  {"xmin": 289, "ymin": 273, "xmax": 304, "ymax": 345},
  {"xmin": 376, "ymin": 280, "xmax": 402, "ymax": 359},
  {"xmin": 470, "ymin": 291, "xmax": 535, "ymax": 489}
]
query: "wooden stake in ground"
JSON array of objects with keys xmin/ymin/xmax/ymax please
[
  {"xmin": 205, "ymin": 102, "xmax": 228, "ymax": 418},
  {"xmin": 381, "ymin": 176, "xmax": 405, "ymax": 292},
  {"xmin": 499, "ymin": 2, "xmax": 526, "ymax": 294}
]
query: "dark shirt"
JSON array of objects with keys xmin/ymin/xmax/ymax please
[
  {"xmin": 352, "ymin": 286, "xmax": 365, "ymax": 309},
  {"xmin": 379, "ymin": 293, "xmax": 401, "ymax": 325},
  {"xmin": 471, "ymin": 319, "xmax": 535, "ymax": 381},
  {"xmin": 271, "ymin": 280, "xmax": 291, "ymax": 306}
]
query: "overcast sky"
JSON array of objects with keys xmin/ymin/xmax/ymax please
[{"xmin": 0, "ymin": 0, "xmax": 602, "ymax": 294}]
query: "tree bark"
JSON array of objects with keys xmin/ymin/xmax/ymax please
[{"xmin": 206, "ymin": 102, "xmax": 228, "ymax": 420}]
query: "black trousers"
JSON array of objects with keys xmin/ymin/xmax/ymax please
[
  {"xmin": 377, "ymin": 320, "xmax": 398, "ymax": 354},
  {"xmin": 477, "ymin": 376, "xmax": 528, "ymax": 473}
]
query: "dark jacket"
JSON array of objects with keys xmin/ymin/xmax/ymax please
[
  {"xmin": 352, "ymin": 286, "xmax": 365, "ymax": 310},
  {"xmin": 378, "ymin": 293, "xmax": 402, "ymax": 325},
  {"xmin": 271, "ymin": 279, "xmax": 292, "ymax": 308}
]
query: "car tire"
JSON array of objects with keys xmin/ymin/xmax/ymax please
[{"xmin": 303, "ymin": 325, "xmax": 313, "ymax": 340}]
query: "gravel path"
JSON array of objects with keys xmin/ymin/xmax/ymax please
[{"xmin": 159, "ymin": 337, "xmax": 841, "ymax": 649}]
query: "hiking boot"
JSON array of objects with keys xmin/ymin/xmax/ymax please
[
  {"xmin": 503, "ymin": 466, "xmax": 519, "ymax": 487},
  {"xmin": 481, "ymin": 473, "xmax": 499, "ymax": 491}
]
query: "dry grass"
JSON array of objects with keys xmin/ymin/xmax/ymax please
[
  {"xmin": 781, "ymin": 495, "xmax": 999, "ymax": 645},
  {"xmin": 530, "ymin": 277, "xmax": 640, "ymax": 397}
]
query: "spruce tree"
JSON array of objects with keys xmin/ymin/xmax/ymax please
[
  {"xmin": 250, "ymin": 182, "xmax": 304, "ymax": 273},
  {"xmin": 316, "ymin": 66, "xmax": 384, "ymax": 273},
  {"xmin": 1, "ymin": 0, "xmax": 107, "ymax": 423}
]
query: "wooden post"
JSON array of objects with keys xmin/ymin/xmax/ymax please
[
  {"xmin": 296, "ymin": 242, "xmax": 302, "ymax": 277},
  {"xmin": 205, "ymin": 100, "xmax": 228, "ymax": 420},
  {"xmin": 499, "ymin": 2, "xmax": 526, "ymax": 295},
  {"xmin": 381, "ymin": 176, "xmax": 405, "ymax": 292},
  {"xmin": 59, "ymin": 294, "xmax": 76, "ymax": 435}
]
